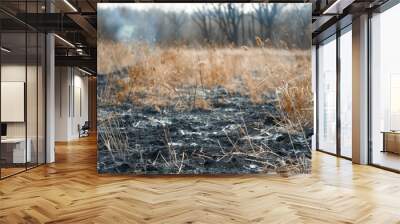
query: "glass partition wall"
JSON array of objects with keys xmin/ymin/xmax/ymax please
[
  {"xmin": 317, "ymin": 35, "xmax": 337, "ymax": 155},
  {"xmin": 339, "ymin": 27, "xmax": 352, "ymax": 159},
  {"xmin": 0, "ymin": 3, "xmax": 46, "ymax": 179},
  {"xmin": 370, "ymin": 3, "xmax": 400, "ymax": 171},
  {"xmin": 316, "ymin": 26, "xmax": 352, "ymax": 159},
  {"xmin": 316, "ymin": 1, "xmax": 400, "ymax": 171}
]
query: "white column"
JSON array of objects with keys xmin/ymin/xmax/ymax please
[
  {"xmin": 352, "ymin": 14, "xmax": 369, "ymax": 164},
  {"xmin": 46, "ymin": 33, "xmax": 55, "ymax": 163},
  {"xmin": 45, "ymin": 0, "xmax": 56, "ymax": 163},
  {"xmin": 312, "ymin": 45, "xmax": 317, "ymax": 151}
]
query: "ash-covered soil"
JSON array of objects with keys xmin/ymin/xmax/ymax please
[{"xmin": 97, "ymin": 78, "xmax": 312, "ymax": 175}]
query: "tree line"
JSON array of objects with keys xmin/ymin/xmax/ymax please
[{"xmin": 98, "ymin": 3, "xmax": 311, "ymax": 49}]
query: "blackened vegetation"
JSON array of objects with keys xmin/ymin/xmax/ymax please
[{"xmin": 97, "ymin": 75, "xmax": 312, "ymax": 176}]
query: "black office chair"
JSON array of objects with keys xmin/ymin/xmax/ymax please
[{"xmin": 79, "ymin": 121, "xmax": 90, "ymax": 138}]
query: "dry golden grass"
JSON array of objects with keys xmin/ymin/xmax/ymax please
[{"xmin": 98, "ymin": 40, "xmax": 312, "ymax": 129}]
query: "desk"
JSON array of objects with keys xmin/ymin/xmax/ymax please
[
  {"xmin": 382, "ymin": 131, "xmax": 400, "ymax": 154},
  {"xmin": 1, "ymin": 138, "xmax": 31, "ymax": 163}
]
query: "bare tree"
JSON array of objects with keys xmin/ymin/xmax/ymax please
[
  {"xmin": 193, "ymin": 5, "xmax": 213, "ymax": 44},
  {"xmin": 99, "ymin": 3, "xmax": 311, "ymax": 49},
  {"xmin": 291, "ymin": 5, "xmax": 311, "ymax": 49},
  {"xmin": 241, "ymin": 10, "xmax": 245, "ymax": 45},
  {"xmin": 247, "ymin": 13, "xmax": 256, "ymax": 44},
  {"xmin": 254, "ymin": 4, "xmax": 283, "ymax": 42},
  {"xmin": 167, "ymin": 12, "xmax": 186, "ymax": 42},
  {"xmin": 212, "ymin": 3, "xmax": 243, "ymax": 46}
]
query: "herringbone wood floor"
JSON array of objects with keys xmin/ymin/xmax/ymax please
[{"xmin": 1, "ymin": 136, "xmax": 400, "ymax": 224}]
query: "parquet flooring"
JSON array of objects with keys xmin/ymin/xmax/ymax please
[{"xmin": 1, "ymin": 135, "xmax": 400, "ymax": 223}]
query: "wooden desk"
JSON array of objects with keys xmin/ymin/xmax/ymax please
[
  {"xmin": 1, "ymin": 138, "xmax": 31, "ymax": 163},
  {"xmin": 382, "ymin": 131, "xmax": 400, "ymax": 154}
]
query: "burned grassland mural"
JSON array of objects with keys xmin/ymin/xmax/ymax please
[{"xmin": 97, "ymin": 3, "xmax": 313, "ymax": 176}]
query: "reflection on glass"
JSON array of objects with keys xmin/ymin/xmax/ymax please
[
  {"xmin": 1, "ymin": 32, "xmax": 27, "ymax": 177},
  {"xmin": 0, "ymin": 1, "xmax": 47, "ymax": 179},
  {"xmin": 340, "ymin": 29, "xmax": 352, "ymax": 158},
  {"xmin": 38, "ymin": 33, "xmax": 46, "ymax": 165},
  {"xmin": 318, "ymin": 37, "xmax": 337, "ymax": 154},
  {"xmin": 27, "ymin": 31, "xmax": 38, "ymax": 169}
]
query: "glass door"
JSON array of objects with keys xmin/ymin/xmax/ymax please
[{"xmin": 317, "ymin": 35, "xmax": 337, "ymax": 154}]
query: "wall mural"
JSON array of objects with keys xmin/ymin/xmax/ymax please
[{"xmin": 97, "ymin": 3, "xmax": 313, "ymax": 176}]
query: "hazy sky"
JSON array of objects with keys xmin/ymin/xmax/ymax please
[{"xmin": 98, "ymin": 3, "xmax": 299, "ymax": 13}]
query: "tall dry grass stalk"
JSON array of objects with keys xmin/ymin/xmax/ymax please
[
  {"xmin": 98, "ymin": 115, "xmax": 130, "ymax": 162},
  {"xmin": 98, "ymin": 40, "xmax": 312, "ymax": 129}
]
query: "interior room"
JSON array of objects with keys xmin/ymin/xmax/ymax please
[
  {"xmin": 1, "ymin": 0, "xmax": 400, "ymax": 223},
  {"xmin": 370, "ymin": 3, "xmax": 400, "ymax": 171},
  {"xmin": 54, "ymin": 66, "xmax": 93, "ymax": 142},
  {"xmin": 0, "ymin": 0, "xmax": 96, "ymax": 179}
]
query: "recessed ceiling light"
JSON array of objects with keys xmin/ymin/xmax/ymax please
[
  {"xmin": 1, "ymin": 47, "xmax": 11, "ymax": 53},
  {"xmin": 78, "ymin": 67, "xmax": 92, "ymax": 76},
  {"xmin": 54, "ymin": 34, "xmax": 75, "ymax": 48},
  {"xmin": 63, "ymin": 0, "xmax": 78, "ymax": 12},
  {"xmin": 323, "ymin": 0, "xmax": 354, "ymax": 15}
]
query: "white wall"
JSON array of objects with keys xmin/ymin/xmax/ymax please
[
  {"xmin": 72, "ymin": 73, "xmax": 89, "ymax": 138},
  {"xmin": 55, "ymin": 67, "xmax": 70, "ymax": 141},
  {"xmin": 55, "ymin": 67, "xmax": 89, "ymax": 141},
  {"xmin": 1, "ymin": 65, "xmax": 25, "ymax": 81},
  {"xmin": 1, "ymin": 65, "xmax": 26, "ymax": 139},
  {"xmin": 1, "ymin": 65, "xmax": 41, "ymax": 137}
]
